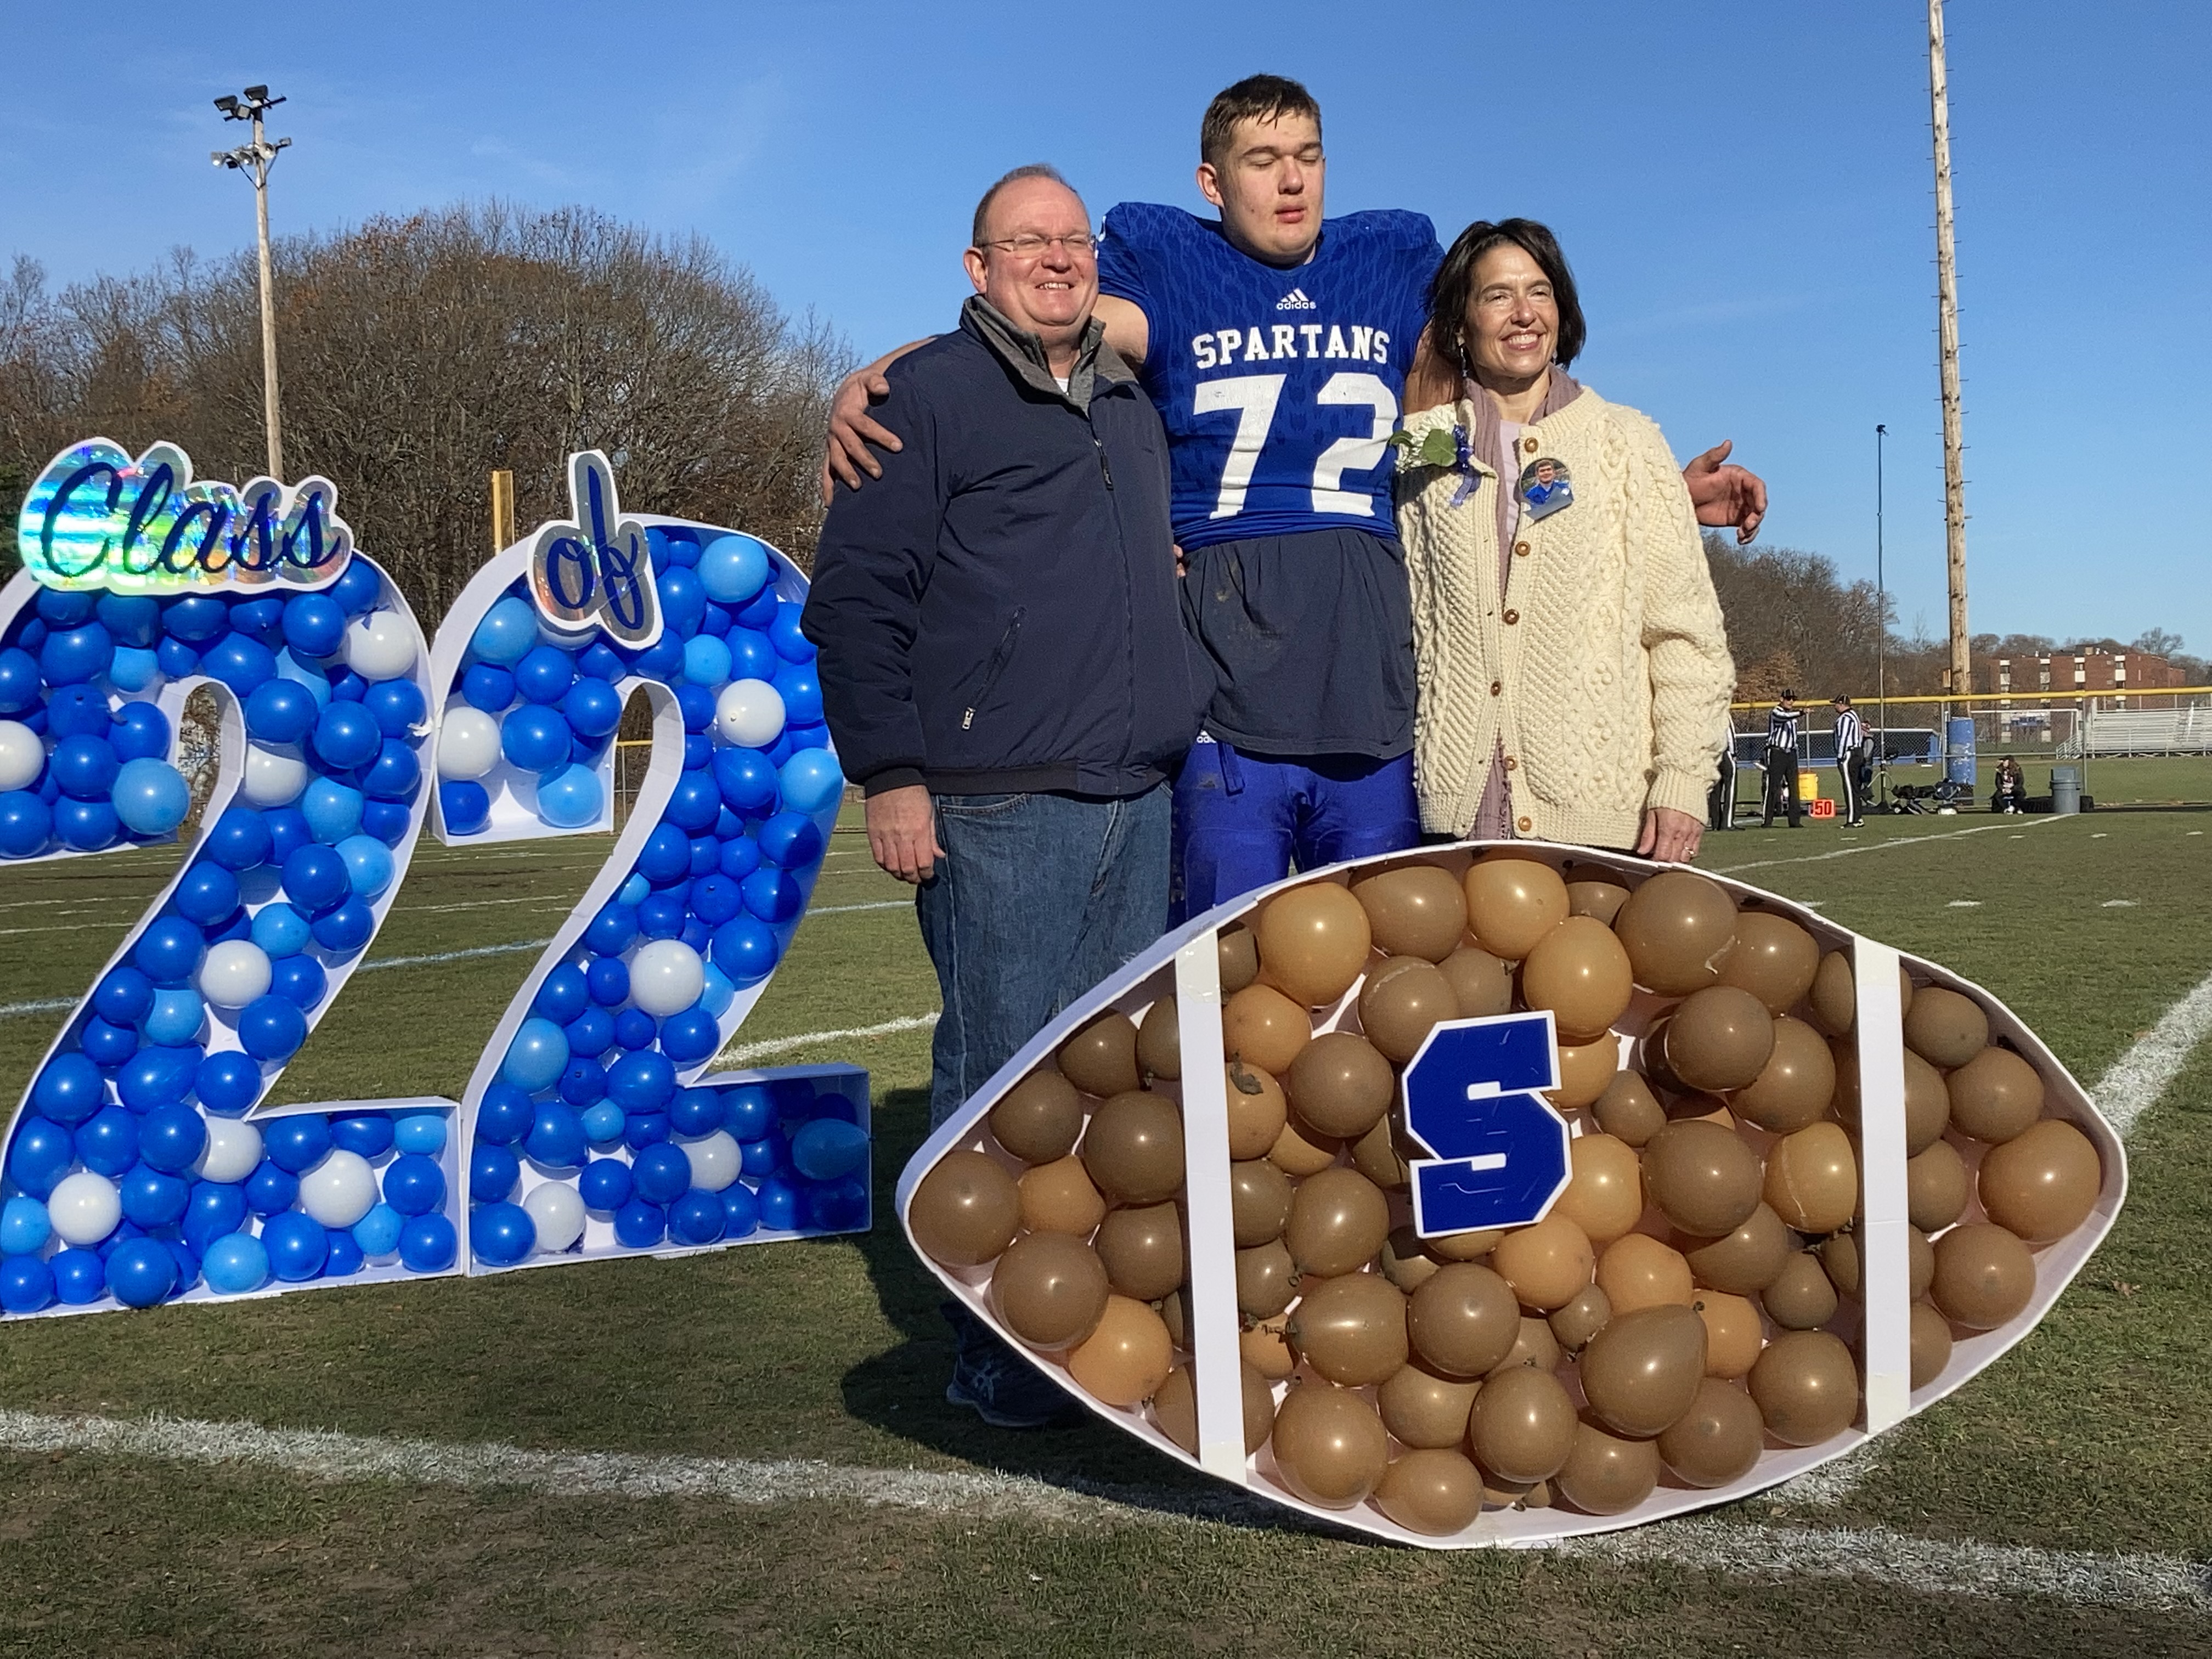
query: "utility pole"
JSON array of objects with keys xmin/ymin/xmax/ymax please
[
  {"xmin": 213, "ymin": 86, "xmax": 291, "ymax": 480},
  {"xmin": 1928, "ymin": 1, "xmax": 1971, "ymax": 709},
  {"xmin": 1876, "ymin": 422, "xmax": 1889, "ymax": 809}
]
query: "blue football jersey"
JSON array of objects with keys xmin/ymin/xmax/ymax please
[{"xmin": 1097, "ymin": 203, "xmax": 1442, "ymax": 551}]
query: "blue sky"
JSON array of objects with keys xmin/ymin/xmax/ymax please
[{"xmin": 5, "ymin": 1, "xmax": 2206, "ymax": 661}]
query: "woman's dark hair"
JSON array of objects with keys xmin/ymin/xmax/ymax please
[{"xmin": 1427, "ymin": 218, "xmax": 1586, "ymax": 373}]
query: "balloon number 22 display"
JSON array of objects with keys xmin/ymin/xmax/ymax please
[{"xmin": 0, "ymin": 440, "xmax": 866, "ymax": 1321}]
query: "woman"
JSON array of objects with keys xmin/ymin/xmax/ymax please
[{"xmin": 1394, "ymin": 219, "xmax": 1734, "ymax": 861}]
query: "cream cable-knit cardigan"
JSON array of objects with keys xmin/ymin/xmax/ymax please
[{"xmin": 1395, "ymin": 387, "xmax": 1735, "ymax": 849}]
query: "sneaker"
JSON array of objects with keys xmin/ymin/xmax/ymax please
[{"xmin": 942, "ymin": 1302, "xmax": 1085, "ymax": 1429}]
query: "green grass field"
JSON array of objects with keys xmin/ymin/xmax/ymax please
[{"xmin": 0, "ymin": 776, "xmax": 2207, "ymax": 1658}]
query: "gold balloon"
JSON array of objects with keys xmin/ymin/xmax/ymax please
[
  {"xmin": 1375, "ymin": 1448, "xmax": 1485, "ymax": 1536},
  {"xmin": 1579, "ymin": 1304, "xmax": 1708, "ymax": 1437},
  {"xmin": 1096, "ymin": 1201, "xmax": 1186, "ymax": 1301},
  {"xmin": 1665, "ymin": 985, "xmax": 1778, "ymax": 1093},
  {"xmin": 1407, "ymin": 1262, "xmax": 1522, "ymax": 1378},
  {"xmin": 1136, "ymin": 995, "xmax": 1181, "ymax": 1080},
  {"xmin": 1288, "ymin": 1272, "xmax": 1409, "ymax": 1386},
  {"xmin": 1657, "ymin": 1377, "xmax": 1765, "ymax": 1488},
  {"xmin": 1747, "ymin": 1329, "xmax": 1860, "ymax": 1446},
  {"xmin": 1931, "ymin": 1222, "xmax": 2036, "ymax": 1329},
  {"xmin": 1230, "ymin": 1158, "xmax": 1294, "ymax": 1248},
  {"xmin": 1816, "ymin": 1231, "xmax": 1860, "ymax": 1297},
  {"xmin": 1381, "ymin": 1225, "xmax": 1446, "ymax": 1291},
  {"xmin": 1237, "ymin": 1239, "xmax": 1301, "ymax": 1318},
  {"xmin": 1833, "ymin": 1043, "xmax": 1952, "ymax": 1158},
  {"xmin": 1642, "ymin": 1119, "xmax": 1763, "ymax": 1238},
  {"xmin": 1613, "ymin": 868, "xmax": 1737, "ymax": 995},
  {"xmin": 1491, "ymin": 1213, "xmax": 1595, "ymax": 1311},
  {"xmin": 1464, "ymin": 854, "xmax": 1571, "ymax": 961},
  {"xmin": 1285, "ymin": 1166, "xmax": 1391, "ymax": 1277},
  {"xmin": 1763, "ymin": 1121, "xmax": 1859, "ymax": 1235},
  {"xmin": 1351, "ymin": 864, "xmax": 1469, "ymax": 962},
  {"xmin": 1482, "ymin": 1475, "xmax": 1554, "ymax": 1510},
  {"xmin": 1549, "ymin": 1035, "xmax": 1623, "ymax": 1113},
  {"xmin": 1488, "ymin": 1314, "xmax": 1564, "ymax": 1378},
  {"xmin": 1807, "ymin": 950, "xmax": 1856, "ymax": 1037},
  {"xmin": 1683, "ymin": 1202, "xmax": 1792, "ymax": 1294},
  {"xmin": 1907, "ymin": 1139, "xmax": 1971, "ymax": 1232},
  {"xmin": 1225, "ymin": 1060, "xmax": 1290, "ymax": 1160},
  {"xmin": 1468, "ymin": 1364, "xmax": 1579, "ymax": 1483},
  {"xmin": 1593, "ymin": 1071, "xmax": 1668, "ymax": 1148},
  {"xmin": 990, "ymin": 1231, "xmax": 1110, "ymax": 1350},
  {"xmin": 1556, "ymin": 1133, "xmax": 1645, "ymax": 1246},
  {"xmin": 1695, "ymin": 1290, "xmax": 1764, "ymax": 1378},
  {"xmin": 1286, "ymin": 1031, "xmax": 1396, "ymax": 1139},
  {"xmin": 909, "ymin": 1151, "xmax": 1022, "ymax": 1268},
  {"xmin": 1732, "ymin": 1016, "xmax": 1837, "ymax": 1133},
  {"xmin": 1555, "ymin": 1420, "xmax": 1661, "ymax": 1515},
  {"xmin": 1150, "ymin": 1363, "xmax": 1199, "ymax": 1453},
  {"xmin": 1268, "ymin": 1115, "xmax": 1345, "ymax": 1177},
  {"xmin": 1440, "ymin": 944, "xmax": 1515, "ymax": 1018},
  {"xmin": 1066, "ymin": 1293, "xmax": 1173, "ymax": 1408},
  {"xmin": 1242, "ymin": 1316, "xmax": 1295, "ymax": 1379},
  {"xmin": 1218, "ymin": 923, "xmax": 1260, "ymax": 994},
  {"xmin": 1762, "ymin": 1251, "xmax": 1839, "ymax": 1331},
  {"xmin": 1018, "ymin": 1155, "xmax": 1108, "ymax": 1236},
  {"xmin": 1717, "ymin": 909, "xmax": 1822, "ymax": 1014},
  {"xmin": 1269, "ymin": 1381, "xmax": 1391, "ymax": 1509},
  {"xmin": 1222, "ymin": 984, "xmax": 1312, "ymax": 1076},
  {"xmin": 1910, "ymin": 1299, "xmax": 1955, "ymax": 1389},
  {"xmin": 1596, "ymin": 1232, "xmax": 1694, "ymax": 1313},
  {"xmin": 1912, "ymin": 1225, "xmax": 1936, "ymax": 1300},
  {"xmin": 1378, "ymin": 1362, "xmax": 1482, "ymax": 1448},
  {"xmin": 1521, "ymin": 917, "xmax": 1635, "ymax": 1041},
  {"xmin": 1904, "ymin": 985, "xmax": 1989, "ymax": 1069},
  {"xmin": 1357, "ymin": 957, "xmax": 1459, "ymax": 1065},
  {"xmin": 1947, "ymin": 1046, "xmax": 2045, "ymax": 1144},
  {"xmin": 1255, "ymin": 881, "xmax": 1373, "ymax": 1008},
  {"xmin": 1544, "ymin": 1284, "xmax": 1609, "ymax": 1354},
  {"xmin": 1351, "ymin": 1113, "xmax": 1411, "ymax": 1192},
  {"xmin": 990, "ymin": 1070, "xmax": 1086, "ymax": 1166},
  {"xmin": 1979, "ymin": 1118, "xmax": 2101, "ymax": 1242},
  {"xmin": 1429, "ymin": 1227, "xmax": 1505, "ymax": 1263},
  {"xmin": 1565, "ymin": 873, "xmax": 1630, "ymax": 926},
  {"xmin": 1159, "ymin": 1288, "xmax": 1187, "ymax": 1346},
  {"xmin": 1057, "ymin": 1011, "xmax": 1141, "ymax": 1098},
  {"xmin": 1080, "ymin": 1090, "xmax": 1185, "ymax": 1205}
]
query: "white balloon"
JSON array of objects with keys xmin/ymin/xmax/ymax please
[
  {"xmin": 0, "ymin": 720, "xmax": 43, "ymax": 792},
  {"xmin": 628, "ymin": 939, "xmax": 705, "ymax": 1017},
  {"xmin": 436, "ymin": 706, "xmax": 503, "ymax": 780},
  {"xmin": 681, "ymin": 1129, "xmax": 740, "ymax": 1193},
  {"xmin": 297, "ymin": 1148, "xmax": 379, "ymax": 1228},
  {"xmin": 242, "ymin": 743, "xmax": 308, "ymax": 807},
  {"xmin": 342, "ymin": 609, "xmax": 417, "ymax": 680},
  {"xmin": 198, "ymin": 939, "xmax": 274, "ymax": 1009},
  {"xmin": 193, "ymin": 1115, "xmax": 264, "ymax": 1184},
  {"xmin": 522, "ymin": 1181, "xmax": 586, "ymax": 1252},
  {"xmin": 47, "ymin": 1171, "xmax": 122, "ymax": 1247},
  {"xmin": 713, "ymin": 679, "xmax": 786, "ymax": 748}
]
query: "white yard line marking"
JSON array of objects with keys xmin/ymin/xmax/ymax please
[
  {"xmin": 1947, "ymin": 901, "xmax": 1983, "ymax": 908},
  {"xmin": 358, "ymin": 939, "xmax": 556, "ymax": 973},
  {"xmin": 715, "ymin": 1012, "xmax": 937, "ymax": 1065},
  {"xmin": 2095, "ymin": 967, "xmax": 2212, "ymax": 1138},
  {"xmin": 2102, "ymin": 899, "xmax": 2138, "ymax": 907},
  {"xmin": 808, "ymin": 900, "xmax": 911, "ymax": 916},
  {"xmin": 1710, "ymin": 815, "xmax": 2063, "ymax": 876}
]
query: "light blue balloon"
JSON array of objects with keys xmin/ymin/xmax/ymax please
[
  {"xmin": 336, "ymin": 833, "xmax": 394, "ymax": 900},
  {"xmin": 251, "ymin": 901, "xmax": 313, "ymax": 957},
  {"xmin": 697, "ymin": 963, "xmax": 736, "ymax": 1018},
  {"xmin": 581, "ymin": 1101, "xmax": 625, "ymax": 1142},
  {"xmin": 393, "ymin": 1112, "xmax": 447, "ymax": 1156},
  {"xmin": 144, "ymin": 988, "xmax": 207, "ymax": 1046},
  {"xmin": 471, "ymin": 596, "xmax": 539, "ymax": 667},
  {"xmin": 110, "ymin": 646, "xmax": 161, "ymax": 692},
  {"xmin": 301, "ymin": 777, "xmax": 365, "ymax": 844},
  {"xmin": 618, "ymin": 873, "xmax": 650, "ymax": 907},
  {"xmin": 682, "ymin": 634, "xmax": 733, "ymax": 688},
  {"xmin": 112, "ymin": 758, "xmax": 191, "ymax": 835},
  {"xmin": 698, "ymin": 534, "xmax": 770, "ymax": 605},
  {"xmin": 778, "ymin": 748, "xmax": 845, "ymax": 817},
  {"xmin": 0, "ymin": 1195, "xmax": 50, "ymax": 1255},
  {"xmin": 275, "ymin": 648, "xmax": 332, "ymax": 704},
  {"xmin": 353, "ymin": 1201, "xmax": 404, "ymax": 1255},
  {"xmin": 202, "ymin": 1231, "xmax": 270, "ymax": 1294},
  {"xmin": 535, "ymin": 762, "xmax": 604, "ymax": 830},
  {"xmin": 501, "ymin": 1018, "xmax": 570, "ymax": 1091}
]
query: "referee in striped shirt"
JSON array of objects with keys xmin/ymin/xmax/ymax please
[
  {"xmin": 1831, "ymin": 695, "xmax": 1868, "ymax": 827},
  {"xmin": 1761, "ymin": 690, "xmax": 1804, "ymax": 828}
]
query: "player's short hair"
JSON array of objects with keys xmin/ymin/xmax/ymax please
[
  {"xmin": 1426, "ymin": 218, "xmax": 1588, "ymax": 371},
  {"xmin": 1200, "ymin": 75, "xmax": 1323, "ymax": 167},
  {"xmin": 972, "ymin": 163, "xmax": 1075, "ymax": 249}
]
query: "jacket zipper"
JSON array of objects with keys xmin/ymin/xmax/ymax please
[
  {"xmin": 962, "ymin": 607, "xmax": 1025, "ymax": 730},
  {"xmin": 1094, "ymin": 436, "xmax": 1114, "ymax": 489}
]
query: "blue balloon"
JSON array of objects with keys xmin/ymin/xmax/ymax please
[
  {"xmin": 637, "ymin": 822, "xmax": 691, "ymax": 884},
  {"xmin": 0, "ymin": 646, "xmax": 42, "ymax": 712},
  {"xmin": 658, "ymin": 566, "xmax": 706, "ymax": 639},
  {"xmin": 245, "ymin": 678, "xmax": 318, "ymax": 746},
  {"xmin": 725, "ymin": 628, "xmax": 777, "ymax": 684},
  {"xmin": 262, "ymin": 1210, "xmax": 329, "ymax": 1282},
  {"xmin": 686, "ymin": 872, "xmax": 742, "ymax": 926},
  {"xmin": 156, "ymin": 636, "xmax": 201, "ymax": 678},
  {"xmin": 585, "ymin": 957, "xmax": 629, "ymax": 1007},
  {"xmin": 563, "ymin": 1005, "xmax": 614, "ymax": 1058},
  {"xmin": 0, "ymin": 1255, "xmax": 55, "ymax": 1314},
  {"xmin": 613, "ymin": 1008, "xmax": 657, "ymax": 1051},
  {"xmin": 251, "ymin": 901, "xmax": 312, "ymax": 957},
  {"xmin": 532, "ymin": 964, "xmax": 590, "ymax": 1025},
  {"xmin": 675, "ymin": 683, "xmax": 716, "ymax": 733},
  {"xmin": 259, "ymin": 1112, "xmax": 330, "ymax": 1175},
  {"xmin": 271, "ymin": 953, "xmax": 328, "ymax": 1009},
  {"xmin": 172, "ymin": 862, "xmax": 240, "ymax": 929},
  {"xmin": 462, "ymin": 663, "xmax": 517, "ymax": 713},
  {"xmin": 755, "ymin": 1176, "xmax": 800, "ymax": 1231},
  {"xmin": 363, "ymin": 678, "xmax": 426, "ymax": 736},
  {"xmin": 324, "ymin": 1228, "xmax": 365, "ymax": 1275},
  {"xmin": 613, "ymin": 1199, "xmax": 666, "ymax": 1249},
  {"xmin": 195, "ymin": 1049, "xmax": 263, "ymax": 1116},
  {"xmin": 668, "ymin": 1088, "xmax": 723, "ymax": 1137},
  {"xmin": 665, "ymin": 769, "xmax": 720, "ymax": 833},
  {"xmin": 558, "ymin": 1057, "xmax": 608, "ymax": 1108},
  {"xmin": 50, "ymin": 1247, "xmax": 106, "ymax": 1304},
  {"xmin": 561, "ymin": 677, "xmax": 623, "ymax": 738},
  {"xmin": 720, "ymin": 1182, "xmax": 759, "ymax": 1238},
  {"xmin": 159, "ymin": 594, "xmax": 224, "ymax": 642},
  {"xmin": 584, "ymin": 901, "xmax": 639, "ymax": 957},
  {"xmin": 501, "ymin": 704, "xmax": 572, "ymax": 772},
  {"xmin": 710, "ymin": 913, "xmax": 778, "ymax": 985},
  {"xmin": 470, "ymin": 1141, "xmax": 520, "ymax": 1204},
  {"xmin": 438, "ymin": 780, "xmax": 491, "ymax": 835},
  {"xmin": 43, "ymin": 683, "xmax": 104, "ymax": 738},
  {"xmin": 329, "ymin": 667, "xmax": 368, "ymax": 702},
  {"xmin": 120, "ymin": 1164, "xmax": 190, "ymax": 1228},
  {"xmin": 501, "ymin": 1018, "xmax": 570, "ymax": 1092},
  {"xmin": 476, "ymin": 1084, "xmax": 533, "ymax": 1146},
  {"xmin": 382, "ymin": 1152, "xmax": 447, "ymax": 1216},
  {"xmin": 106, "ymin": 1235, "xmax": 179, "ymax": 1307},
  {"xmin": 181, "ymin": 1181, "xmax": 248, "ymax": 1252},
  {"xmin": 608, "ymin": 1051, "xmax": 675, "ymax": 1112},
  {"xmin": 110, "ymin": 701, "xmax": 170, "ymax": 759},
  {"xmin": 660, "ymin": 1007, "xmax": 720, "ymax": 1064},
  {"xmin": 631, "ymin": 1142, "xmax": 691, "ymax": 1205},
  {"xmin": 723, "ymin": 1086, "xmax": 772, "ymax": 1141},
  {"xmin": 88, "ymin": 591, "xmax": 155, "ymax": 645},
  {"xmin": 238, "ymin": 994, "xmax": 307, "ymax": 1061},
  {"xmin": 741, "ymin": 867, "xmax": 804, "ymax": 924},
  {"xmin": 580, "ymin": 1099, "xmax": 625, "ymax": 1142},
  {"xmin": 33, "ymin": 1052, "xmax": 106, "ymax": 1126},
  {"xmin": 353, "ymin": 1200, "xmax": 404, "ymax": 1255},
  {"xmin": 579, "ymin": 1156, "xmax": 634, "ymax": 1210},
  {"xmin": 76, "ymin": 1107, "xmax": 140, "ymax": 1176},
  {"xmin": 778, "ymin": 748, "xmax": 845, "ymax": 817},
  {"xmin": 534, "ymin": 761, "xmax": 603, "ymax": 829},
  {"xmin": 89, "ymin": 966, "xmax": 154, "ymax": 1029},
  {"xmin": 398, "ymin": 1213, "xmax": 458, "ymax": 1272},
  {"xmin": 50, "ymin": 735, "xmax": 120, "ymax": 799},
  {"xmin": 394, "ymin": 1111, "xmax": 447, "ymax": 1156},
  {"xmin": 246, "ymin": 1159, "xmax": 301, "ymax": 1216},
  {"xmin": 711, "ymin": 747, "xmax": 779, "ymax": 814},
  {"xmin": 301, "ymin": 776, "xmax": 365, "ymax": 844},
  {"xmin": 281, "ymin": 843, "xmax": 351, "ymax": 913},
  {"xmin": 0, "ymin": 1195, "xmax": 52, "ymax": 1255},
  {"xmin": 524, "ymin": 1102, "xmax": 588, "ymax": 1169},
  {"xmin": 0, "ymin": 791, "xmax": 52, "ymax": 857},
  {"xmin": 321, "ymin": 1115, "xmax": 391, "ymax": 1160},
  {"xmin": 740, "ymin": 1137, "xmax": 779, "ymax": 1178},
  {"xmin": 669, "ymin": 1188, "xmax": 724, "ymax": 1245},
  {"xmin": 623, "ymin": 1110, "xmax": 670, "ymax": 1150},
  {"xmin": 231, "ymin": 596, "xmax": 286, "ymax": 643},
  {"xmin": 759, "ymin": 810, "xmax": 825, "ymax": 870},
  {"xmin": 40, "ymin": 622, "xmax": 115, "ymax": 686},
  {"xmin": 312, "ymin": 702, "xmax": 382, "ymax": 770},
  {"xmin": 770, "ymin": 604, "xmax": 817, "ymax": 664},
  {"xmin": 771, "ymin": 664, "xmax": 823, "ymax": 727},
  {"xmin": 734, "ymin": 582, "xmax": 780, "ymax": 630},
  {"xmin": 119, "ymin": 1046, "xmax": 198, "ymax": 1112},
  {"xmin": 359, "ymin": 740, "xmax": 420, "ymax": 803},
  {"xmin": 142, "ymin": 988, "xmax": 206, "ymax": 1047},
  {"xmin": 360, "ymin": 798, "xmax": 413, "ymax": 847},
  {"xmin": 111, "ymin": 757, "xmax": 190, "ymax": 835},
  {"xmin": 698, "ymin": 534, "xmax": 771, "ymax": 605},
  {"xmin": 514, "ymin": 645, "xmax": 575, "ymax": 704},
  {"xmin": 682, "ymin": 634, "xmax": 732, "ymax": 689},
  {"xmin": 638, "ymin": 891, "xmax": 685, "ymax": 940},
  {"xmin": 281, "ymin": 592, "xmax": 347, "ymax": 658},
  {"xmin": 54, "ymin": 795, "xmax": 120, "ymax": 851},
  {"xmin": 204, "ymin": 805, "xmax": 272, "ymax": 872},
  {"xmin": 578, "ymin": 641, "xmax": 624, "ymax": 681},
  {"xmin": 470, "ymin": 1200, "xmax": 535, "ymax": 1266},
  {"xmin": 470, "ymin": 595, "xmax": 539, "ymax": 666},
  {"xmin": 201, "ymin": 632, "xmax": 276, "ymax": 697},
  {"xmin": 80, "ymin": 1015, "xmax": 139, "ymax": 1070},
  {"xmin": 336, "ymin": 834, "xmax": 393, "ymax": 900},
  {"xmin": 698, "ymin": 963, "xmax": 736, "ymax": 1018},
  {"xmin": 202, "ymin": 1231, "xmax": 270, "ymax": 1294},
  {"xmin": 264, "ymin": 805, "xmax": 313, "ymax": 866},
  {"xmin": 791, "ymin": 1118, "xmax": 870, "ymax": 1182},
  {"xmin": 327, "ymin": 558, "xmax": 385, "ymax": 617}
]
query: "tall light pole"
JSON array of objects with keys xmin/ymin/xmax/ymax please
[
  {"xmin": 212, "ymin": 86, "xmax": 291, "ymax": 480},
  {"xmin": 1876, "ymin": 421, "xmax": 1889, "ymax": 809},
  {"xmin": 1928, "ymin": 1, "xmax": 1971, "ymax": 713}
]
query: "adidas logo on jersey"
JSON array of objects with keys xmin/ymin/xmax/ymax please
[{"xmin": 1275, "ymin": 287, "xmax": 1317, "ymax": 311}]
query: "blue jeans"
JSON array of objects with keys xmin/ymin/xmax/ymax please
[
  {"xmin": 916, "ymin": 784, "xmax": 1171, "ymax": 1127},
  {"xmin": 1170, "ymin": 741, "xmax": 1420, "ymax": 925}
]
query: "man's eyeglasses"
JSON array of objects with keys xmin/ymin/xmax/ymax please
[{"xmin": 980, "ymin": 232, "xmax": 1099, "ymax": 259}]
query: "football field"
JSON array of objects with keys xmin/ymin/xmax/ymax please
[{"xmin": 0, "ymin": 774, "xmax": 2207, "ymax": 1657}]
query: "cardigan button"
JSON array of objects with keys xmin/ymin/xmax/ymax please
[
  {"xmin": 1522, "ymin": 437, "xmax": 1539, "ymax": 455},
  {"xmin": 1516, "ymin": 815, "xmax": 1533, "ymax": 833},
  {"xmin": 1513, "ymin": 540, "xmax": 1531, "ymax": 557},
  {"xmin": 1489, "ymin": 680, "xmax": 1503, "ymax": 697},
  {"xmin": 1502, "ymin": 608, "xmax": 1520, "ymax": 625},
  {"xmin": 1504, "ymin": 755, "xmax": 1519, "ymax": 771}
]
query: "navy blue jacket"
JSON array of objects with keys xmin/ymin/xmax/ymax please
[{"xmin": 804, "ymin": 303, "xmax": 1209, "ymax": 799}]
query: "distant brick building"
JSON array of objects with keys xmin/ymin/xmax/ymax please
[{"xmin": 1973, "ymin": 650, "xmax": 2185, "ymax": 709}]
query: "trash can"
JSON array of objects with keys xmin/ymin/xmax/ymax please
[
  {"xmin": 1945, "ymin": 716, "xmax": 1977, "ymax": 787},
  {"xmin": 2051, "ymin": 765, "xmax": 2082, "ymax": 815}
]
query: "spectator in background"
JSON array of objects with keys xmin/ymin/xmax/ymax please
[
  {"xmin": 1993, "ymin": 754, "xmax": 2027, "ymax": 814},
  {"xmin": 1831, "ymin": 694, "xmax": 1867, "ymax": 827},
  {"xmin": 1762, "ymin": 690, "xmax": 1804, "ymax": 828}
]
